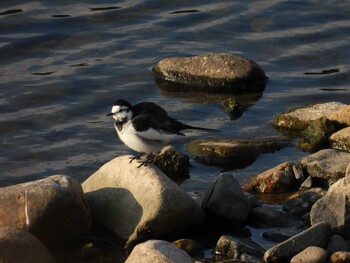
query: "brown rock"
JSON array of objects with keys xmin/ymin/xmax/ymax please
[
  {"xmin": 242, "ymin": 161, "xmax": 298, "ymax": 193},
  {"xmin": 290, "ymin": 246, "xmax": 328, "ymax": 263},
  {"xmin": 0, "ymin": 175, "xmax": 91, "ymax": 246},
  {"xmin": 330, "ymin": 251, "xmax": 350, "ymax": 263},
  {"xmin": 330, "ymin": 127, "xmax": 350, "ymax": 152},
  {"xmin": 0, "ymin": 227, "xmax": 55, "ymax": 263},
  {"xmin": 328, "ymin": 105, "xmax": 350, "ymax": 126}
]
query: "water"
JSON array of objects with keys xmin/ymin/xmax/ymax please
[{"xmin": 0, "ymin": 0, "xmax": 350, "ymax": 257}]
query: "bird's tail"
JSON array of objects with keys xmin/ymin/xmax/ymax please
[{"xmin": 183, "ymin": 124, "xmax": 220, "ymax": 133}]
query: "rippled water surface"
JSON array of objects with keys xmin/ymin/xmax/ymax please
[{"xmin": 1, "ymin": 1, "xmax": 349, "ymax": 193}]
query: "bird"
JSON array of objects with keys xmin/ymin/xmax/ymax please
[{"xmin": 107, "ymin": 99, "xmax": 219, "ymax": 166}]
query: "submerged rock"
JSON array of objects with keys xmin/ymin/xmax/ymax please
[
  {"xmin": 125, "ymin": 240, "xmax": 192, "ymax": 263},
  {"xmin": 311, "ymin": 176, "xmax": 350, "ymax": 238},
  {"xmin": 202, "ymin": 173, "xmax": 250, "ymax": 227},
  {"xmin": 186, "ymin": 137, "xmax": 288, "ymax": 169},
  {"xmin": 82, "ymin": 155, "xmax": 205, "ymax": 250},
  {"xmin": 299, "ymin": 148, "xmax": 350, "ymax": 186},
  {"xmin": 0, "ymin": 227, "xmax": 55, "ymax": 263},
  {"xmin": 329, "ymin": 127, "xmax": 350, "ymax": 152},
  {"xmin": 0, "ymin": 175, "xmax": 91, "ymax": 247},
  {"xmin": 272, "ymin": 102, "xmax": 346, "ymax": 134},
  {"xmin": 222, "ymin": 97, "xmax": 244, "ymax": 120},
  {"xmin": 263, "ymin": 222, "xmax": 331, "ymax": 263},
  {"xmin": 152, "ymin": 53, "xmax": 267, "ymax": 93},
  {"xmin": 241, "ymin": 161, "xmax": 298, "ymax": 194}
]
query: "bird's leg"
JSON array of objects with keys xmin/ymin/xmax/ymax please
[
  {"xmin": 137, "ymin": 153, "xmax": 154, "ymax": 168},
  {"xmin": 129, "ymin": 152, "xmax": 144, "ymax": 164}
]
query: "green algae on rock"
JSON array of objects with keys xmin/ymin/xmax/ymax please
[{"xmin": 153, "ymin": 53, "xmax": 267, "ymax": 94}]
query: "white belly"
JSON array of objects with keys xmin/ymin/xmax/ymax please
[{"xmin": 115, "ymin": 121, "xmax": 165, "ymax": 154}]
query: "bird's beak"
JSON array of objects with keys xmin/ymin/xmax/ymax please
[{"xmin": 106, "ymin": 112, "xmax": 113, "ymax": 116}]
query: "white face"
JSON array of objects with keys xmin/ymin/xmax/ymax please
[{"xmin": 110, "ymin": 105, "xmax": 131, "ymax": 122}]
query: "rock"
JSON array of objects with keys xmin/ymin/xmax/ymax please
[
  {"xmin": 299, "ymin": 148, "xmax": 350, "ymax": 186},
  {"xmin": 262, "ymin": 228, "xmax": 303, "ymax": 243},
  {"xmin": 330, "ymin": 127, "xmax": 350, "ymax": 152},
  {"xmin": 222, "ymin": 97, "xmax": 244, "ymax": 120},
  {"xmin": 0, "ymin": 175, "xmax": 91, "ymax": 246},
  {"xmin": 201, "ymin": 173, "xmax": 250, "ymax": 227},
  {"xmin": 296, "ymin": 117, "xmax": 337, "ymax": 152},
  {"xmin": 186, "ymin": 137, "xmax": 289, "ymax": 169},
  {"xmin": 152, "ymin": 53, "xmax": 267, "ymax": 93},
  {"xmin": 0, "ymin": 227, "xmax": 55, "ymax": 263},
  {"xmin": 150, "ymin": 146, "xmax": 190, "ymax": 182},
  {"xmin": 283, "ymin": 188, "xmax": 325, "ymax": 218},
  {"xmin": 300, "ymin": 176, "xmax": 313, "ymax": 189},
  {"xmin": 214, "ymin": 235, "xmax": 265, "ymax": 260},
  {"xmin": 82, "ymin": 156, "xmax": 205, "ymax": 249},
  {"xmin": 290, "ymin": 246, "xmax": 328, "ymax": 263},
  {"xmin": 241, "ymin": 161, "xmax": 298, "ymax": 193},
  {"xmin": 330, "ymin": 251, "xmax": 350, "ymax": 263},
  {"xmin": 263, "ymin": 222, "xmax": 331, "ymax": 263},
  {"xmin": 328, "ymin": 105, "xmax": 350, "ymax": 126},
  {"xmin": 125, "ymin": 240, "xmax": 192, "ymax": 263},
  {"xmin": 311, "ymin": 177, "xmax": 350, "ymax": 238},
  {"xmin": 248, "ymin": 206, "xmax": 303, "ymax": 228},
  {"xmin": 272, "ymin": 102, "xmax": 346, "ymax": 134},
  {"xmin": 172, "ymin": 239, "xmax": 202, "ymax": 254},
  {"xmin": 327, "ymin": 235, "xmax": 349, "ymax": 254}
]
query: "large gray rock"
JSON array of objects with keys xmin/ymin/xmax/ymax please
[
  {"xmin": 0, "ymin": 227, "xmax": 55, "ymax": 263},
  {"xmin": 311, "ymin": 177, "xmax": 350, "ymax": 238},
  {"xmin": 0, "ymin": 175, "xmax": 91, "ymax": 246},
  {"xmin": 202, "ymin": 173, "xmax": 250, "ymax": 227},
  {"xmin": 82, "ymin": 155, "xmax": 205, "ymax": 249},
  {"xmin": 241, "ymin": 161, "xmax": 298, "ymax": 193},
  {"xmin": 263, "ymin": 222, "xmax": 331, "ymax": 263},
  {"xmin": 125, "ymin": 240, "xmax": 192, "ymax": 263},
  {"xmin": 152, "ymin": 53, "xmax": 267, "ymax": 93},
  {"xmin": 299, "ymin": 149, "xmax": 350, "ymax": 186},
  {"xmin": 272, "ymin": 102, "xmax": 346, "ymax": 133}
]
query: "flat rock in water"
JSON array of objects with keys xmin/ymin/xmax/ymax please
[
  {"xmin": 298, "ymin": 149, "xmax": 350, "ymax": 186},
  {"xmin": 82, "ymin": 155, "xmax": 205, "ymax": 250},
  {"xmin": 241, "ymin": 161, "xmax": 298, "ymax": 194},
  {"xmin": 152, "ymin": 53, "xmax": 267, "ymax": 93},
  {"xmin": 290, "ymin": 246, "xmax": 328, "ymax": 263},
  {"xmin": 272, "ymin": 102, "xmax": 346, "ymax": 133},
  {"xmin": 0, "ymin": 175, "xmax": 91, "ymax": 247},
  {"xmin": 202, "ymin": 173, "xmax": 250, "ymax": 227},
  {"xmin": 0, "ymin": 227, "xmax": 55, "ymax": 263},
  {"xmin": 263, "ymin": 222, "xmax": 331, "ymax": 263},
  {"xmin": 311, "ymin": 176, "xmax": 350, "ymax": 238},
  {"xmin": 330, "ymin": 127, "xmax": 350, "ymax": 152},
  {"xmin": 328, "ymin": 105, "xmax": 350, "ymax": 126},
  {"xmin": 125, "ymin": 240, "xmax": 192, "ymax": 263},
  {"xmin": 186, "ymin": 137, "xmax": 288, "ymax": 169}
]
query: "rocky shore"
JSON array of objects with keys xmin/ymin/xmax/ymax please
[{"xmin": 1, "ymin": 54, "xmax": 350, "ymax": 263}]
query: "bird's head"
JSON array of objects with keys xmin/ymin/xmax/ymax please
[{"xmin": 107, "ymin": 99, "xmax": 132, "ymax": 123}]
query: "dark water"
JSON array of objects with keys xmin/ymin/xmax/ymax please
[{"xmin": 0, "ymin": 0, "xmax": 350, "ymax": 255}]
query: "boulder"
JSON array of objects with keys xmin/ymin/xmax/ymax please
[
  {"xmin": 272, "ymin": 102, "xmax": 346, "ymax": 134},
  {"xmin": 152, "ymin": 53, "xmax": 267, "ymax": 93},
  {"xmin": 125, "ymin": 240, "xmax": 192, "ymax": 263},
  {"xmin": 201, "ymin": 173, "xmax": 250, "ymax": 227},
  {"xmin": 328, "ymin": 105, "xmax": 350, "ymax": 126},
  {"xmin": 214, "ymin": 235, "xmax": 265, "ymax": 260},
  {"xmin": 330, "ymin": 127, "xmax": 350, "ymax": 152},
  {"xmin": 290, "ymin": 246, "xmax": 328, "ymax": 263},
  {"xmin": 82, "ymin": 156, "xmax": 205, "ymax": 249},
  {"xmin": 186, "ymin": 137, "xmax": 288, "ymax": 169},
  {"xmin": 263, "ymin": 222, "xmax": 331, "ymax": 263},
  {"xmin": 241, "ymin": 161, "xmax": 298, "ymax": 193},
  {"xmin": 0, "ymin": 175, "xmax": 91, "ymax": 246},
  {"xmin": 299, "ymin": 148, "xmax": 350, "ymax": 186},
  {"xmin": 329, "ymin": 251, "xmax": 350, "ymax": 263},
  {"xmin": 311, "ymin": 177, "xmax": 350, "ymax": 238},
  {"xmin": 0, "ymin": 227, "xmax": 55, "ymax": 263}
]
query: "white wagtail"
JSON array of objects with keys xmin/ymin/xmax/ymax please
[{"xmin": 107, "ymin": 99, "xmax": 219, "ymax": 166}]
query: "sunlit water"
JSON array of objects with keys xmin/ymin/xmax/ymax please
[{"xmin": 1, "ymin": 0, "xmax": 350, "ymax": 257}]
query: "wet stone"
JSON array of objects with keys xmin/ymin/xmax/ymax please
[
  {"xmin": 152, "ymin": 53, "xmax": 267, "ymax": 93},
  {"xmin": 172, "ymin": 239, "xmax": 203, "ymax": 254},
  {"xmin": 330, "ymin": 127, "xmax": 350, "ymax": 152},
  {"xmin": 222, "ymin": 97, "xmax": 244, "ymax": 120}
]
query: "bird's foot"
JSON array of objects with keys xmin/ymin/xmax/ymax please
[
  {"xmin": 137, "ymin": 153, "xmax": 154, "ymax": 168},
  {"xmin": 129, "ymin": 153, "xmax": 144, "ymax": 164}
]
